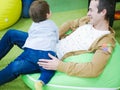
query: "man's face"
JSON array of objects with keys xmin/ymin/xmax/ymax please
[{"xmin": 87, "ymin": 0, "xmax": 103, "ymax": 25}]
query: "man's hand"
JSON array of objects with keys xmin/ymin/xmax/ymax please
[{"xmin": 38, "ymin": 53, "xmax": 60, "ymax": 70}]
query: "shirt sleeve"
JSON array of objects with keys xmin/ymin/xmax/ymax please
[{"xmin": 57, "ymin": 36, "xmax": 116, "ymax": 77}]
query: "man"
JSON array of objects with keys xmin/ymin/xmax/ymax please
[{"xmin": 38, "ymin": 0, "xmax": 116, "ymax": 77}]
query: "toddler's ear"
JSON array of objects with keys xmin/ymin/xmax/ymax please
[{"xmin": 46, "ymin": 13, "xmax": 52, "ymax": 19}]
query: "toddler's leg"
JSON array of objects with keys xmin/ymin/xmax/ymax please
[
  {"xmin": 35, "ymin": 80, "xmax": 43, "ymax": 90},
  {"xmin": 34, "ymin": 51, "xmax": 56, "ymax": 90},
  {"xmin": 35, "ymin": 70, "xmax": 55, "ymax": 90}
]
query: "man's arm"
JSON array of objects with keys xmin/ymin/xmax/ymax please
[{"xmin": 57, "ymin": 37, "xmax": 115, "ymax": 77}]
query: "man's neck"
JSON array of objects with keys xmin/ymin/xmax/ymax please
[{"xmin": 93, "ymin": 20, "xmax": 109, "ymax": 31}]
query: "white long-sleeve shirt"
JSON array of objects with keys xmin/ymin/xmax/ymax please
[
  {"xmin": 23, "ymin": 19, "xmax": 59, "ymax": 52},
  {"xmin": 56, "ymin": 24, "xmax": 110, "ymax": 59}
]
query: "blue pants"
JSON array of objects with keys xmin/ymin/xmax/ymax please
[
  {"xmin": 0, "ymin": 30, "xmax": 28, "ymax": 59},
  {"xmin": 0, "ymin": 30, "xmax": 55, "ymax": 85}
]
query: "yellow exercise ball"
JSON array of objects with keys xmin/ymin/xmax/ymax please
[{"xmin": 0, "ymin": 0, "xmax": 22, "ymax": 30}]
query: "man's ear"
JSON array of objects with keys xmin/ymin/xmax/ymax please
[{"xmin": 101, "ymin": 9, "xmax": 107, "ymax": 16}]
